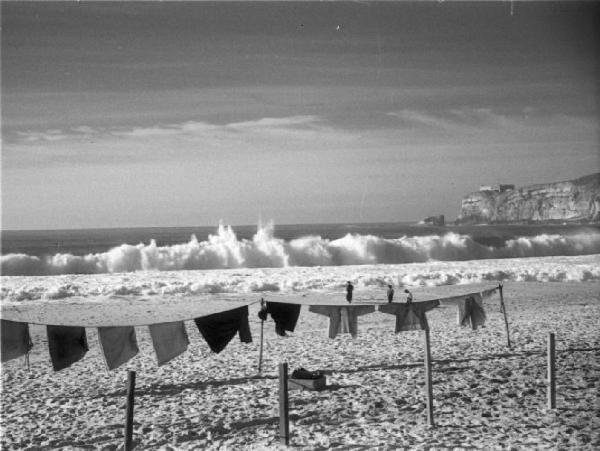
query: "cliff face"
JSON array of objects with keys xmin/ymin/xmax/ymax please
[{"xmin": 458, "ymin": 173, "xmax": 600, "ymax": 224}]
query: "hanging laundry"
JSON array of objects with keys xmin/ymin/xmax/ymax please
[
  {"xmin": 1, "ymin": 320, "xmax": 33, "ymax": 363},
  {"xmin": 266, "ymin": 302, "xmax": 301, "ymax": 336},
  {"xmin": 47, "ymin": 325, "xmax": 89, "ymax": 371},
  {"xmin": 194, "ymin": 305, "xmax": 252, "ymax": 354},
  {"xmin": 379, "ymin": 300, "xmax": 440, "ymax": 332},
  {"xmin": 439, "ymin": 288, "xmax": 496, "ymax": 306},
  {"xmin": 438, "ymin": 291, "xmax": 488, "ymax": 330},
  {"xmin": 97, "ymin": 326, "xmax": 139, "ymax": 370},
  {"xmin": 148, "ymin": 321, "xmax": 189, "ymax": 366},
  {"xmin": 309, "ymin": 305, "xmax": 375, "ymax": 338},
  {"xmin": 310, "ymin": 306, "xmax": 343, "ymax": 338},
  {"xmin": 457, "ymin": 293, "xmax": 486, "ymax": 330}
]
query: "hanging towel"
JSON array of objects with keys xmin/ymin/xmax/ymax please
[
  {"xmin": 266, "ymin": 302, "xmax": 301, "ymax": 336},
  {"xmin": 340, "ymin": 307, "xmax": 351, "ymax": 334},
  {"xmin": 194, "ymin": 305, "xmax": 252, "ymax": 354},
  {"xmin": 379, "ymin": 300, "xmax": 440, "ymax": 332},
  {"xmin": 47, "ymin": 325, "xmax": 89, "ymax": 371},
  {"xmin": 148, "ymin": 321, "xmax": 189, "ymax": 366},
  {"xmin": 309, "ymin": 305, "xmax": 375, "ymax": 338},
  {"xmin": 309, "ymin": 306, "xmax": 340, "ymax": 339},
  {"xmin": 1, "ymin": 320, "xmax": 33, "ymax": 363},
  {"xmin": 457, "ymin": 293, "xmax": 487, "ymax": 330},
  {"xmin": 97, "ymin": 326, "xmax": 139, "ymax": 370}
]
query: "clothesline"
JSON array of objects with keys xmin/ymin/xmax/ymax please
[
  {"xmin": 1, "ymin": 286, "xmax": 500, "ymax": 372},
  {"xmin": 0, "ymin": 297, "xmax": 258, "ymax": 327}
]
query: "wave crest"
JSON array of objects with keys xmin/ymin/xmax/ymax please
[{"xmin": 2, "ymin": 222, "xmax": 600, "ymax": 276}]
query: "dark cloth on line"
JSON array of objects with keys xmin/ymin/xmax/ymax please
[
  {"xmin": 266, "ymin": 302, "xmax": 301, "ymax": 336},
  {"xmin": 257, "ymin": 305, "xmax": 268, "ymax": 321},
  {"xmin": 457, "ymin": 293, "xmax": 486, "ymax": 330},
  {"xmin": 387, "ymin": 287, "xmax": 394, "ymax": 303},
  {"xmin": 47, "ymin": 325, "xmax": 89, "ymax": 371},
  {"xmin": 379, "ymin": 300, "xmax": 440, "ymax": 332},
  {"xmin": 309, "ymin": 305, "xmax": 375, "ymax": 338},
  {"xmin": 98, "ymin": 326, "xmax": 139, "ymax": 370},
  {"xmin": 148, "ymin": 321, "xmax": 189, "ymax": 366},
  {"xmin": 195, "ymin": 305, "xmax": 252, "ymax": 354},
  {"xmin": 1, "ymin": 320, "xmax": 33, "ymax": 363},
  {"xmin": 438, "ymin": 291, "xmax": 489, "ymax": 330}
]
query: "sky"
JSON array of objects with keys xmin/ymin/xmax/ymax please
[{"xmin": 2, "ymin": 1, "xmax": 599, "ymax": 230}]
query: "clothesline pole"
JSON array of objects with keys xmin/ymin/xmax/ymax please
[
  {"xmin": 278, "ymin": 362, "xmax": 290, "ymax": 445},
  {"xmin": 258, "ymin": 318, "xmax": 265, "ymax": 374},
  {"xmin": 423, "ymin": 328, "xmax": 435, "ymax": 427},
  {"xmin": 547, "ymin": 333, "xmax": 556, "ymax": 409},
  {"xmin": 498, "ymin": 283, "xmax": 512, "ymax": 348},
  {"xmin": 124, "ymin": 370, "xmax": 136, "ymax": 451}
]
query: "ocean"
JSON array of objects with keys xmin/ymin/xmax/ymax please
[{"xmin": 1, "ymin": 222, "xmax": 599, "ymax": 301}]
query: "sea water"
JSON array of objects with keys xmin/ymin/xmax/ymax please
[{"xmin": 1, "ymin": 221, "xmax": 599, "ymax": 301}]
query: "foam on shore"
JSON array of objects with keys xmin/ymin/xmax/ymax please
[{"xmin": 1, "ymin": 254, "xmax": 598, "ymax": 302}]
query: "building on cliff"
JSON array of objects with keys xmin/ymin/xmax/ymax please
[
  {"xmin": 479, "ymin": 184, "xmax": 515, "ymax": 193},
  {"xmin": 459, "ymin": 173, "xmax": 600, "ymax": 224}
]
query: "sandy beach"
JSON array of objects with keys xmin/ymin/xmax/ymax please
[
  {"xmin": 1, "ymin": 281, "xmax": 599, "ymax": 450},
  {"xmin": 3, "ymin": 0, "xmax": 599, "ymax": 448}
]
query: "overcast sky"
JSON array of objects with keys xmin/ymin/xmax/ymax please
[{"xmin": 2, "ymin": 1, "xmax": 598, "ymax": 230}]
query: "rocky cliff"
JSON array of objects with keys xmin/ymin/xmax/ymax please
[{"xmin": 457, "ymin": 173, "xmax": 600, "ymax": 224}]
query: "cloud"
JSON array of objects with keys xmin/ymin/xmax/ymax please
[
  {"xmin": 386, "ymin": 110, "xmax": 457, "ymax": 131},
  {"xmin": 4, "ymin": 109, "xmax": 598, "ymax": 172},
  {"xmin": 15, "ymin": 129, "xmax": 71, "ymax": 142},
  {"xmin": 11, "ymin": 115, "xmax": 322, "ymax": 143},
  {"xmin": 2, "ymin": 115, "xmax": 340, "ymax": 169},
  {"xmin": 227, "ymin": 115, "xmax": 319, "ymax": 129},
  {"xmin": 386, "ymin": 107, "xmax": 518, "ymax": 131},
  {"xmin": 385, "ymin": 107, "xmax": 598, "ymax": 140}
]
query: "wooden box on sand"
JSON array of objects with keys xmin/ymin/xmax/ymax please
[{"xmin": 289, "ymin": 374, "xmax": 327, "ymax": 391}]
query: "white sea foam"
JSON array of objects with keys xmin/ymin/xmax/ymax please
[
  {"xmin": 2, "ymin": 223, "xmax": 600, "ymax": 277},
  {"xmin": 1, "ymin": 255, "xmax": 599, "ymax": 302}
]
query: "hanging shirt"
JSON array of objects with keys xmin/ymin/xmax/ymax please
[
  {"xmin": 194, "ymin": 305, "xmax": 252, "ymax": 354},
  {"xmin": 266, "ymin": 302, "xmax": 301, "ymax": 336},
  {"xmin": 47, "ymin": 325, "xmax": 89, "ymax": 371},
  {"xmin": 379, "ymin": 300, "xmax": 440, "ymax": 332},
  {"xmin": 97, "ymin": 326, "xmax": 139, "ymax": 370},
  {"xmin": 148, "ymin": 321, "xmax": 189, "ymax": 366},
  {"xmin": 309, "ymin": 305, "xmax": 375, "ymax": 338},
  {"xmin": 1, "ymin": 320, "xmax": 33, "ymax": 363}
]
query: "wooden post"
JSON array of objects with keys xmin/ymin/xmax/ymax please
[
  {"xmin": 258, "ymin": 298, "xmax": 265, "ymax": 374},
  {"xmin": 125, "ymin": 370, "xmax": 136, "ymax": 451},
  {"xmin": 498, "ymin": 284, "xmax": 512, "ymax": 348},
  {"xmin": 423, "ymin": 328, "xmax": 434, "ymax": 427},
  {"xmin": 278, "ymin": 362, "xmax": 290, "ymax": 445},
  {"xmin": 547, "ymin": 333, "xmax": 556, "ymax": 409},
  {"xmin": 258, "ymin": 317, "xmax": 265, "ymax": 374}
]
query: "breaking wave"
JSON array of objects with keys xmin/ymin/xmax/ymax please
[{"xmin": 2, "ymin": 222, "xmax": 600, "ymax": 277}]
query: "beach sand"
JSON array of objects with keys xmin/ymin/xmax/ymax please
[{"xmin": 1, "ymin": 281, "xmax": 599, "ymax": 450}]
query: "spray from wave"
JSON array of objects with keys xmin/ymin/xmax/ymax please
[{"xmin": 2, "ymin": 222, "xmax": 600, "ymax": 277}]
